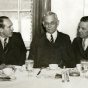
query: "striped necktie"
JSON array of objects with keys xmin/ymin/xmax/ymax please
[
  {"xmin": 4, "ymin": 38, "xmax": 8, "ymax": 53},
  {"xmin": 50, "ymin": 34, "xmax": 54, "ymax": 43}
]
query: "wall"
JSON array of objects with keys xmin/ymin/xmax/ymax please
[{"xmin": 51, "ymin": 0, "xmax": 85, "ymax": 41}]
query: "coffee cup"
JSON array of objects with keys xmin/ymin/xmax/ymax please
[
  {"xmin": 2, "ymin": 68, "xmax": 14, "ymax": 76},
  {"xmin": 49, "ymin": 64, "xmax": 58, "ymax": 70}
]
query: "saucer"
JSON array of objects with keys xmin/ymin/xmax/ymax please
[
  {"xmin": 69, "ymin": 72, "xmax": 80, "ymax": 77},
  {"xmin": 0, "ymin": 71, "xmax": 16, "ymax": 81},
  {"xmin": 0, "ymin": 75, "xmax": 16, "ymax": 82},
  {"xmin": 9, "ymin": 76, "xmax": 16, "ymax": 81}
]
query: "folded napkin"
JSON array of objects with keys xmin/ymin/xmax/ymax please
[{"xmin": 37, "ymin": 68, "xmax": 62, "ymax": 78}]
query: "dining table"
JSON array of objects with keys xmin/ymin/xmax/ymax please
[{"xmin": 0, "ymin": 66, "xmax": 88, "ymax": 88}]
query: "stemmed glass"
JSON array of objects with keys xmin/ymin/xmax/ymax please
[{"xmin": 25, "ymin": 60, "xmax": 34, "ymax": 76}]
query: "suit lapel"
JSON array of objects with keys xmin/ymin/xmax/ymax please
[
  {"xmin": 56, "ymin": 32, "xmax": 67, "ymax": 62},
  {"xmin": 7, "ymin": 37, "xmax": 12, "ymax": 52},
  {"xmin": 0, "ymin": 40, "xmax": 6, "ymax": 62},
  {"xmin": 56, "ymin": 32, "xmax": 72, "ymax": 66},
  {"xmin": 9, "ymin": 37, "xmax": 19, "ymax": 60},
  {"xmin": 78, "ymin": 38, "xmax": 85, "ymax": 57},
  {"xmin": 0, "ymin": 40, "xmax": 4, "ymax": 51}
]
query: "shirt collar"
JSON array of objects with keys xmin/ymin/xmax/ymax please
[
  {"xmin": 46, "ymin": 30, "xmax": 58, "ymax": 42},
  {"xmin": 83, "ymin": 38, "xmax": 88, "ymax": 50},
  {"xmin": 0, "ymin": 36, "xmax": 9, "ymax": 43}
]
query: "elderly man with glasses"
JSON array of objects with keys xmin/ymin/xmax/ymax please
[{"xmin": 28, "ymin": 11, "xmax": 76, "ymax": 68}]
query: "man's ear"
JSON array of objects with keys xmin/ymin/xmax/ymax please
[
  {"xmin": 0, "ymin": 28, "xmax": 3, "ymax": 32},
  {"xmin": 42, "ymin": 21, "xmax": 45, "ymax": 27},
  {"xmin": 57, "ymin": 20, "xmax": 59, "ymax": 26}
]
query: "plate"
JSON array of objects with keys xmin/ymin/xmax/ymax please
[
  {"xmin": 46, "ymin": 67, "xmax": 61, "ymax": 70},
  {"xmin": 0, "ymin": 75, "xmax": 16, "ymax": 82},
  {"xmin": 68, "ymin": 68, "xmax": 80, "ymax": 77},
  {"xmin": 0, "ymin": 72, "xmax": 16, "ymax": 82}
]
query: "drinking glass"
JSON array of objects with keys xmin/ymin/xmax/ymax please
[
  {"xmin": 80, "ymin": 59, "xmax": 88, "ymax": 70},
  {"xmin": 25, "ymin": 60, "xmax": 34, "ymax": 76}
]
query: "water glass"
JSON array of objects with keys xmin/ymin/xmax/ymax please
[
  {"xmin": 76, "ymin": 64, "xmax": 82, "ymax": 72},
  {"xmin": 25, "ymin": 60, "xmax": 34, "ymax": 76},
  {"xmin": 25, "ymin": 60, "xmax": 34, "ymax": 71},
  {"xmin": 80, "ymin": 59, "xmax": 88, "ymax": 70}
]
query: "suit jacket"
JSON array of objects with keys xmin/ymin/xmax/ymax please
[
  {"xmin": 72, "ymin": 37, "xmax": 88, "ymax": 64},
  {"xmin": 0, "ymin": 32, "xmax": 27, "ymax": 65},
  {"xmin": 29, "ymin": 31, "xmax": 76, "ymax": 68}
]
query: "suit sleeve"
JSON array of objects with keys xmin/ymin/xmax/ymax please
[{"xmin": 18, "ymin": 33, "xmax": 27, "ymax": 65}]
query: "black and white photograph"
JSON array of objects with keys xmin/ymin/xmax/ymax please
[{"xmin": 0, "ymin": 0, "xmax": 88, "ymax": 88}]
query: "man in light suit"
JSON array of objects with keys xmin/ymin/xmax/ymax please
[
  {"xmin": 29, "ymin": 11, "xmax": 76, "ymax": 68},
  {"xmin": 0, "ymin": 16, "xmax": 27, "ymax": 65},
  {"xmin": 72, "ymin": 16, "xmax": 88, "ymax": 64}
]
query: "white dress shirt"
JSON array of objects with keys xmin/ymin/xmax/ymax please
[
  {"xmin": 46, "ymin": 30, "xmax": 57, "ymax": 43},
  {"xmin": 83, "ymin": 38, "xmax": 88, "ymax": 50},
  {"xmin": 0, "ymin": 36, "xmax": 9, "ymax": 49}
]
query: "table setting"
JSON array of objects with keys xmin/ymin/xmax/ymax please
[
  {"xmin": 0, "ymin": 64, "xmax": 17, "ymax": 82},
  {"xmin": 1, "ymin": 60, "xmax": 88, "ymax": 88}
]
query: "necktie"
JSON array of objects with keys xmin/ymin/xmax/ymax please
[
  {"xmin": 4, "ymin": 38, "xmax": 8, "ymax": 53},
  {"xmin": 82, "ymin": 39, "xmax": 85, "ymax": 50},
  {"xmin": 50, "ymin": 34, "xmax": 54, "ymax": 43}
]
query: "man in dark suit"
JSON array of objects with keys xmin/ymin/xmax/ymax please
[
  {"xmin": 29, "ymin": 11, "xmax": 76, "ymax": 68},
  {"xmin": 72, "ymin": 16, "xmax": 88, "ymax": 64},
  {"xmin": 0, "ymin": 16, "xmax": 27, "ymax": 65}
]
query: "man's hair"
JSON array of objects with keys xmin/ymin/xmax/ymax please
[
  {"xmin": 80, "ymin": 16, "xmax": 88, "ymax": 22},
  {"xmin": 42, "ymin": 11, "xmax": 58, "ymax": 21},
  {"xmin": 0, "ymin": 16, "xmax": 9, "ymax": 28}
]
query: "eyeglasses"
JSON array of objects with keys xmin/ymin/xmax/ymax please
[{"xmin": 44, "ymin": 21, "xmax": 56, "ymax": 26}]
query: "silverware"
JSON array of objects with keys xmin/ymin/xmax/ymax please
[{"xmin": 37, "ymin": 67, "xmax": 44, "ymax": 75}]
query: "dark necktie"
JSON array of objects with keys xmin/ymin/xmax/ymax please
[
  {"xmin": 4, "ymin": 38, "xmax": 8, "ymax": 53},
  {"xmin": 82, "ymin": 39, "xmax": 85, "ymax": 50},
  {"xmin": 50, "ymin": 34, "xmax": 54, "ymax": 43}
]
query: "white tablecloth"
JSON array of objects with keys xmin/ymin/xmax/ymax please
[{"xmin": 0, "ymin": 67, "xmax": 88, "ymax": 88}]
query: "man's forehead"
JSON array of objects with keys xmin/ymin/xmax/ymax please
[
  {"xmin": 44, "ymin": 15, "xmax": 56, "ymax": 21},
  {"xmin": 3, "ymin": 19, "xmax": 12, "ymax": 26},
  {"xmin": 79, "ymin": 22, "xmax": 88, "ymax": 26}
]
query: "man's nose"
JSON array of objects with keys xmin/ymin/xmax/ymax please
[
  {"xmin": 79, "ymin": 28, "xmax": 82, "ymax": 32},
  {"xmin": 10, "ymin": 27, "xmax": 14, "ymax": 31},
  {"xmin": 48, "ymin": 23, "xmax": 51, "ymax": 27}
]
